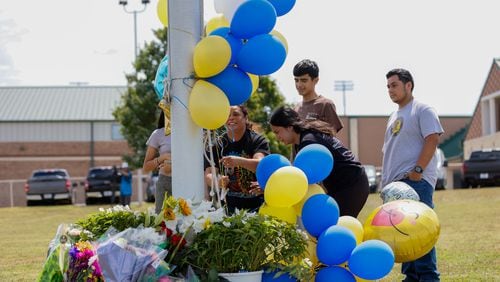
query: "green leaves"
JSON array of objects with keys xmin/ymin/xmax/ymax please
[{"xmin": 184, "ymin": 211, "xmax": 309, "ymax": 277}]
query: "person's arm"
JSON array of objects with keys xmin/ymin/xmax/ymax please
[
  {"xmin": 142, "ymin": 146, "xmax": 160, "ymax": 173},
  {"xmin": 221, "ymin": 152, "xmax": 266, "ymax": 172},
  {"xmin": 408, "ymin": 133, "xmax": 440, "ymax": 181},
  {"xmin": 323, "ymin": 102, "xmax": 343, "ymax": 133}
]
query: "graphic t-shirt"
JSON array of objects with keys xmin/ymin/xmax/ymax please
[{"xmin": 204, "ymin": 129, "xmax": 270, "ymax": 193}]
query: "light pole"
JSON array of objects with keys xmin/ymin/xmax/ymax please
[
  {"xmin": 334, "ymin": 80, "xmax": 354, "ymax": 116},
  {"xmin": 118, "ymin": 0, "xmax": 150, "ymax": 62}
]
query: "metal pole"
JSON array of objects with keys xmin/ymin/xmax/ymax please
[
  {"xmin": 334, "ymin": 80, "xmax": 354, "ymax": 117},
  {"xmin": 342, "ymin": 89, "xmax": 346, "ymax": 116},
  {"xmin": 119, "ymin": 1, "xmax": 148, "ymax": 63},
  {"xmin": 168, "ymin": 0, "xmax": 205, "ymax": 202},
  {"xmin": 133, "ymin": 11, "xmax": 138, "ymax": 61}
]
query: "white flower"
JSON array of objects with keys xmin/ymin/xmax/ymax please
[
  {"xmin": 68, "ymin": 228, "xmax": 81, "ymax": 237},
  {"xmin": 164, "ymin": 218, "xmax": 179, "ymax": 233}
]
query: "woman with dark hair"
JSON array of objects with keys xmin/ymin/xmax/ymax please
[
  {"xmin": 143, "ymin": 112, "xmax": 172, "ymax": 214},
  {"xmin": 204, "ymin": 105, "xmax": 270, "ymax": 213},
  {"xmin": 269, "ymin": 106, "xmax": 369, "ymax": 217}
]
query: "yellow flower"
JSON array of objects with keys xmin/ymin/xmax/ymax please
[
  {"xmin": 203, "ymin": 217, "xmax": 211, "ymax": 229},
  {"xmin": 178, "ymin": 198, "xmax": 192, "ymax": 216},
  {"xmin": 75, "ymin": 241, "xmax": 93, "ymax": 251},
  {"xmin": 164, "ymin": 208, "xmax": 176, "ymax": 220}
]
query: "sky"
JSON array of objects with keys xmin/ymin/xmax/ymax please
[{"xmin": 1, "ymin": 0, "xmax": 499, "ymax": 116}]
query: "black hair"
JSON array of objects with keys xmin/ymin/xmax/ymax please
[
  {"xmin": 293, "ymin": 59, "xmax": 319, "ymax": 79},
  {"xmin": 233, "ymin": 104, "xmax": 253, "ymax": 130},
  {"xmin": 157, "ymin": 111, "xmax": 165, "ymax": 129},
  {"xmin": 386, "ymin": 68, "xmax": 414, "ymax": 91},
  {"xmin": 269, "ymin": 106, "xmax": 335, "ymax": 136}
]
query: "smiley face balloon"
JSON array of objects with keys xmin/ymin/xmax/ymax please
[{"xmin": 363, "ymin": 200, "xmax": 440, "ymax": 263}]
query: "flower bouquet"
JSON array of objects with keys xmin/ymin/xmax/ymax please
[{"xmin": 67, "ymin": 241, "xmax": 103, "ymax": 281}]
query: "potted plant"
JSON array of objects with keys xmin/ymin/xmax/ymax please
[{"xmin": 184, "ymin": 210, "xmax": 313, "ymax": 281}]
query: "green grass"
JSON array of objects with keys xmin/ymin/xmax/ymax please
[{"xmin": 0, "ymin": 189, "xmax": 499, "ymax": 281}]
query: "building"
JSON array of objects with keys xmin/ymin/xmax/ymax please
[
  {"xmin": 463, "ymin": 58, "xmax": 500, "ymax": 157},
  {"xmin": 0, "ymin": 85, "xmax": 471, "ymax": 206},
  {"xmin": 0, "ymin": 86, "xmax": 132, "ymax": 181}
]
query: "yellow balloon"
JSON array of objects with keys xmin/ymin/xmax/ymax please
[
  {"xmin": 363, "ymin": 200, "xmax": 440, "ymax": 263},
  {"xmin": 156, "ymin": 0, "xmax": 168, "ymax": 27},
  {"xmin": 259, "ymin": 204, "xmax": 297, "ymax": 224},
  {"xmin": 188, "ymin": 80, "xmax": 230, "ymax": 129},
  {"xmin": 293, "ymin": 184, "xmax": 326, "ymax": 215},
  {"xmin": 205, "ymin": 14, "xmax": 230, "ymax": 35},
  {"xmin": 264, "ymin": 166, "xmax": 308, "ymax": 208},
  {"xmin": 270, "ymin": 29, "xmax": 288, "ymax": 53},
  {"xmin": 193, "ymin": 36, "xmax": 231, "ymax": 78},
  {"xmin": 248, "ymin": 73, "xmax": 259, "ymax": 94},
  {"xmin": 337, "ymin": 216, "xmax": 364, "ymax": 245}
]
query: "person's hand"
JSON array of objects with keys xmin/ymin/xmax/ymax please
[
  {"xmin": 221, "ymin": 156, "xmax": 241, "ymax": 169},
  {"xmin": 407, "ymin": 171, "xmax": 423, "ymax": 181},
  {"xmin": 248, "ymin": 181, "xmax": 263, "ymax": 196}
]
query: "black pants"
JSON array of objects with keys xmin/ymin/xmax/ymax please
[
  {"xmin": 324, "ymin": 166, "xmax": 370, "ymax": 217},
  {"xmin": 225, "ymin": 192, "xmax": 264, "ymax": 214}
]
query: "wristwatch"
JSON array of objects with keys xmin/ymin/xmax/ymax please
[{"xmin": 413, "ymin": 165, "xmax": 424, "ymax": 174}]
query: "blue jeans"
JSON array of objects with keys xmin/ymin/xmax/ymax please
[{"xmin": 400, "ymin": 179, "xmax": 440, "ymax": 282}]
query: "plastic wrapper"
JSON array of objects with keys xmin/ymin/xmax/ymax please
[
  {"xmin": 96, "ymin": 226, "xmax": 171, "ymax": 282},
  {"xmin": 38, "ymin": 223, "xmax": 81, "ymax": 282}
]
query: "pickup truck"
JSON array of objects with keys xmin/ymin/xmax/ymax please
[
  {"xmin": 462, "ymin": 149, "xmax": 500, "ymax": 188},
  {"xmin": 25, "ymin": 169, "xmax": 73, "ymax": 203},
  {"xmin": 84, "ymin": 166, "xmax": 120, "ymax": 203}
]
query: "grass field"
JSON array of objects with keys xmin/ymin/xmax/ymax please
[{"xmin": 0, "ymin": 188, "xmax": 499, "ymax": 281}]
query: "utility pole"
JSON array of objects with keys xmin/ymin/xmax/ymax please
[
  {"xmin": 118, "ymin": 0, "xmax": 150, "ymax": 62},
  {"xmin": 334, "ymin": 80, "xmax": 354, "ymax": 116}
]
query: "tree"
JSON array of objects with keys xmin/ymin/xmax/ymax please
[
  {"xmin": 113, "ymin": 28, "xmax": 168, "ymax": 168},
  {"xmin": 113, "ymin": 27, "xmax": 291, "ymax": 168},
  {"xmin": 245, "ymin": 76, "xmax": 291, "ymax": 156}
]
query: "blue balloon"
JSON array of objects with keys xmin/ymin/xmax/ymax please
[
  {"xmin": 154, "ymin": 54, "xmax": 169, "ymax": 100},
  {"xmin": 256, "ymin": 154, "xmax": 291, "ymax": 190},
  {"xmin": 207, "ymin": 65, "xmax": 252, "ymax": 105},
  {"xmin": 301, "ymin": 194, "xmax": 339, "ymax": 237},
  {"xmin": 293, "ymin": 144, "xmax": 333, "ymax": 184},
  {"xmin": 267, "ymin": 0, "xmax": 296, "ymax": 16},
  {"xmin": 262, "ymin": 270, "xmax": 296, "ymax": 281},
  {"xmin": 317, "ymin": 225, "xmax": 357, "ymax": 265},
  {"xmin": 231, "ymin": 0, "xmax": 277, "ymax": 39},
  {"xmin": 236, "ymin": 33, "xmax": 286, "ymax": 75},
  {"xmin": 315, "ymin": 266, "xmax": 356, "ymax": 282},
  {"xmin": 348, "ymin": 240, "xmax": 395, "ymax": 280},
  {"xmin": 209, "ymin": 27, "xmax": 243, "ymax": 64}
]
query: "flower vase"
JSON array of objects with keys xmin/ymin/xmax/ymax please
[{"xmin": 219, "ymin": 270, "xmax": 263, "ymax": 282}]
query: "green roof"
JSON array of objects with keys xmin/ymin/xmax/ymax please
[{"xmin": 439, "ymin": 125, "xmax": 469, "ymax": 160}]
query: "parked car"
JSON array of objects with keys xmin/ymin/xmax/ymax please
[
  {"xmin": 25, "ymin": 169, "xmax": 72, "ymax": 204},
  {"xmin": 435, "ymin": 148, "xmax": 448, "ymax": 190},
  {"xmin": 145, "ymin": 173, "xmax": 159, "ymax": 202},
  {"xmin": 84, "ymin": 166, "xmax": 120, "ymax": 203},
  {"xmin": 362, "ymin": 164, "xmax": 380, "ymax": 193},
  {"xmin": 462, "ymin": 149, "xmax": 500, "ymax": 188}
]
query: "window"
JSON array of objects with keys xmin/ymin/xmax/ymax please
[{"xmin": 111, "ymin": 123, "xmax": 124, "ymax": 140}]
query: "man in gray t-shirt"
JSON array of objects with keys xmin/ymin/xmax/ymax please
[{"xmin": 382, "ymin": 68, "xmax": 443, "ymax": 282}]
